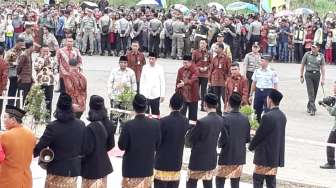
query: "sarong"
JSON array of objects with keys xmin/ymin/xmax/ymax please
[
  {"xmin": 154, "ymin": 170, "xmax": 180, "ymax": 181},
  {"xmin": 45, "ymin": 174, "xmax": 77, "ymax": 188},
  {"xmin": 121, "ymin": 176, "xmax": 152, "ymax": 188},
  {"xmin": 187, "ymin": 169, "xmax": 215, "ymax": 180},
  {"xmin": 216, "ymin": 165, "xmax": 243, "ymax": 179},
  {"xmin": 254, "ymin": 165, "xmax": 278, "ymax": 175},
  {"xmin": 82, "ymin": 176, "xmax": 107, "ymax": 188}
]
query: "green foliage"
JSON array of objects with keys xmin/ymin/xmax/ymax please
[
  {"xmin": 116, "ymin": 86, "xmax": 136, "ymax": 110},
  {"xmin": 240, "ymin": 105, "xmax": 259, "ymax": 130},
  {"xmin": 24, "ymin": 85, "xmax": 49, "ymax": 123}
]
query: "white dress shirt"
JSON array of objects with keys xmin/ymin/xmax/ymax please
[{"xmin": 140, "ymin": 63, "xmax": 165, "ymax": 100}]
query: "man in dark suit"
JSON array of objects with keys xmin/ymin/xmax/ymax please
[
  {"xmin": 154, "ymin": 93, "xmax": 189, "ymax": 188},
  {"xmin": 216, "ymin": 92, "xmax": 251, "ymax": 188},
  {"xmin": 118, "ymin": 94, "xmax": 161, "ymax": 188},
  {"xmin": 248, "ymin": 89, "xmax": 286, "ymax": 188},
  {"xmin": 187, "ymin": 93, "xmax": 227, "ymax": 188}
]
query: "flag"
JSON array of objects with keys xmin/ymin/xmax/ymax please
[
  {"xmin": 155, "ymin": 0, "xmax": 167, "ymax": 9},
  {"xmin": 261, "ymin": 0, "xmax": 287, "ymax": 13}
]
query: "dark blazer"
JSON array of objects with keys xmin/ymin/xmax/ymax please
[
  {"xmin": 34, "ymin": 118, "xmax": 85, "ymax": 177},
  {"xmin": 188, "ymin": 112, "xmax": 224, "ymax": 171},
  {"xmin": 249, "ymin": 107, "xmax": 286, "ymax": 167},
  {"xmin": 155, "ymin": 111, "xmax": 189, "ymax": 171},
  {"xmin": 118, "ymin": 114, "xmax": 161, "ymax": 178},
  {"xmin": 81, "ymin": 120, "xmax": 116, "ymax": 179},
  {"xmin": 218, "ymin": 110, "xmax": 250, "ymax": 165}
]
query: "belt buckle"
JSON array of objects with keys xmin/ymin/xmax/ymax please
[
  {"xmin": 313, "ymin": 71, "xmax": 317, "ymax": 74},
  {"xmin": 260, "ymin": 88, "xmax": 264, "ymax": 91}
]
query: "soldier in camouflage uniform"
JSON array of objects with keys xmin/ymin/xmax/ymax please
[
  {"xmin": 80, "ymin": 9, "xmax": 97, "ymax": 56},
  {"xmin": 171, "ymin": 15, "xmax": 185, "ymax": 60}
]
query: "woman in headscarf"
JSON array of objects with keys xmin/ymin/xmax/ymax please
[
  {"xmin": 34, "ymin": 93, "xmax": 85, "ymax": 188},
  {"xmin": 81, "ymin": 95, "xmax": 116, "ymax": 187}
]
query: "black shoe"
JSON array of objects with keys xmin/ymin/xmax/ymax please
[
  {"xmin": 307, "ymin": 108, "xmax": 311, "ymax": 114},
  {"xmin": 320, "ymin": 163, "xmax": 335, "ymax": 169},
  {"xmin": 310, "ymin": 111, "xmax": 316, "ymax": 116},
  {"xmin": 89, "ymin": 52, "xmax": 93, "ymax": 56}
]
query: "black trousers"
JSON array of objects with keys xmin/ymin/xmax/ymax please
[
  {"xmin": 41, "ymin": 85, "xmax": 54, "ymax": 116},
  {"xmin": 294, "ymin": 43, "xmax": 304, "ymax": 62},
  {"xmin": 60, "ymin": 78, "xmax": 66, "ymax": 93},
  {"xmin": 253, "ymin": 173, "xmax": 276, "ymax": 188},
  {"xmin": 149, "ymin": 34, "xmax": 160, "ymax": 55},
  {"xmin": 8, "ymin": 76, "xmax": 18, "ymax": 105},
  {"xmin": 164, "ymin": 37, "xmax": 172, "ymax": 57},
  {"xmin": 198, "ymin": 77, "xmax": 208, "ymax": 108},
  {"xmin": 246, "ymin": 71, "xmax": 254, "ymax": 94},
  {"xmin": 101, "ymin": 34, "xmax": 111, "ymax": 54},
  {"xmin": 146, "ymin": 97, "xmax": 160, "ymax": 116},
  {"xmin": 209, "ymin": 86, "xmax": 224, "ymax": 115},
  {"xmin": 181, "ymin": 101, "xmax": 198, "ymax": 121},
  {"xmin": 215, "ymin": 176, "xmax": 240, "ymax": 188},
  {"xmin": 332, "ymin": 43, "xmax": 336, "ymax": 64},
  {"xmin": 17, "ymin": 82, "xmax": 32, "ymax": 108},
  {"xmin": 327, "ymin": 130, "xmax": 336, "ymax": 165},
  {"xmin": 304, "ymin": 71, "xmax": 320, "ymax": 112},
  {"xmin": 117, "ymin": 35, "xmax": 128, "ymax": 55},
  {"xmin": 187, "ymin": 178, "xmax": 212, "ymax": 188},
  {"xmin": 154, "ymin": 179, "xmax": 179, "ymax": 188},
  {"xmin": 136, "ymin": 82, "xmax": 140, "ymax": 94},
  {"xmin": 253, "ymin": 88, "xmax": 271, "ymax": 123}
]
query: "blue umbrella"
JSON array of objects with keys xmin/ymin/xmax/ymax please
[{"xmin": 226, "ymin": 1, "xmax": 258, "ymax": 12}]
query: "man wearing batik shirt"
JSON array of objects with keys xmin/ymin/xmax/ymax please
[
  {"xmin": 56, "ymin": 37, "xmax": 82, "ymax": 93},
  {"xmin": 107, "ymin": 56, "xmax": 137, "ymax": 107},
  {"xmin": 224, "ymin": 62, "xmax": 249, "ymax": 112},
  {"xmin": 33, "ymin": 45, "xmax": 57, "ymax": 118},
  {"xmin": 192, "ymin": 39, "xmax": 210, "ymax": 111},
  {"xmin": 63, "ymin": 58, "xmax": 87, "ymax": 119},
  {"xmin": 126, "ymin": 40, "xmax": 146, "ymax": 93},
  {"xmin": 176, "ymin": 55, "xmax": 199, "ymax": 121},
  {"xmin": 208, "ymin": 43, "xmax": 231, "ymax": 115}
]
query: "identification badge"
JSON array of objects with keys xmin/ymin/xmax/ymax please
[
  {"xmin": 219, "ymin": 63, "xmax": 222, "ymax": 69},
  {"xmin": 137, "ymin": 61, "xmax": 141, "ymax": 65},
  {"xmin": 204, "ymin": 55, "xmax": 208, "ymax": 61},
  {"xmin": 234, "ymin": 86, "xmax": 238, "ymax": 92},
  {"xmin": 317, "ymin": 57, "xmax": 321, "ymax": 62}
]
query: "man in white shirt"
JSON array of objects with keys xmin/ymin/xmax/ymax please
[
  {"xmin": 107, "ymin": 56, "xmax": 137, "ymax": 108},
  {"xmin": 140, "ymin": 52, "xmax": 165, "ymax": 116}
]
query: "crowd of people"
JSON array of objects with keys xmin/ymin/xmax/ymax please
[
  {"xmin": 1, "ymin": 0, "xmax": 336, "ymax": 63},
  {"xmin": 0, "ymin": 1, "xmax": 335, "ymax": 188}
]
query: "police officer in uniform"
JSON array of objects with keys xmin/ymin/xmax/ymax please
[
  {"xmin": 249, "ymin": 57, "xmax": 279, "ymax": 123},
  {"xmin": 300, "ymin": 43, "xmax": 326, "ymax": 116},
  {"xmin": 80, "ymin": 9, "xmax": 97, "ymax": 56},
  {"xmin": 243, "ymin": 42, "xmax": 262, "ymax": 93},
  {"xmin": 171, "ymin": 15, "xmax": 186, "ymax": 60}
]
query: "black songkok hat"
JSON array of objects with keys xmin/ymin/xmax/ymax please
[
  {"xmin": 119, "ymin": 55, "xmax": 128, "ymax": 62},
  {"xmin": 170, "ymin": 93, "xmax": 184, "ymax": 110},
  {"xmin": 183, "ymin": 55, "xmax": 192, "ymax": 61},
  {"xmin": 132, "ymin": 94, "xmax": 147, "ymax": 112},
  {"xmin": 268, "ymin": 89, "xmax": 283, "ymax": 104},
  {"xmin": 148, "ymin": 51, "xmax": 157, "ymax": 58},
  {"xmin": 89, "ymin": 95, "xmax": 105, "ymax": 110},
  {"xmin": 229, "ymin": 92, "xmax": 242, "ymax": 106},
  {"xmin": 205, "ymin": 93, "xmax": 218, "ymax": 106},
  {"xmin": 5, "ymin": 105, "xmax": 26, "ymax": 120},
  {"xmin": 57, "ymin": 93, "xmax": 72, "ymax": 111}
]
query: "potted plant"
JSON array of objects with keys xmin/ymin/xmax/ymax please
[
  {"xmin": 24, "ymin": 85, "xmax": 49, "ymax": 137},
  {"xmin": 240, "ymin": 105, "xmax": 260, "ymax": 136}
]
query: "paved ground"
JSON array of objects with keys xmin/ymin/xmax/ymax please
[{"xmin": 31, "ymin": 56, "xmax": 336, "ymax": 187}]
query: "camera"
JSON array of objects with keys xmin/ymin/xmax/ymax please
[{"xmin": 318, "ymin": 96, "xmax": 336, "ymax": 107}]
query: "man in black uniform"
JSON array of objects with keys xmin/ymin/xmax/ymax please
[
  {"xmin": 154, "ymin": 93, "xmax": 189, "ymax": 188},
  {"xmin": 118, "ymin": 94, "xmax": 161, "ymax": 187},
  {"xmin": 249, "ymin": 89, "xmax": 286, "ymax": 188},
  {"xmin": 216, "ymin": 92, "xmax": 251, "ymax": 188},
  {"xmin": 187, "ymin": 93, "xmax": 227, "ymax": 188}
]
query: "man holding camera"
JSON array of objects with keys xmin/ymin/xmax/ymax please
[
  {"xmin": 320, "ymin": 81, "xmax": 336, "ymax": 169},
  {"xmin": 300, "ymin": 43, "xmax": 326, "ymax": 116}
]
